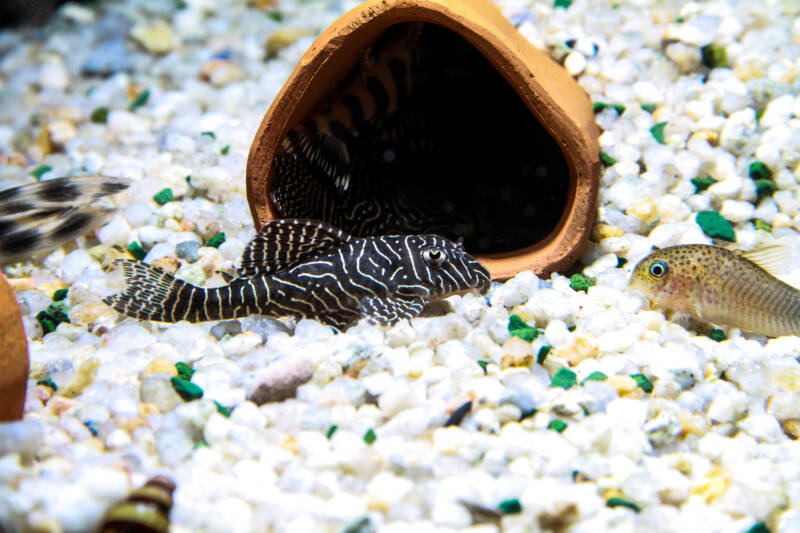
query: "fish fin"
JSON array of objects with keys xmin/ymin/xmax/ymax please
[
  {"xmin": 359, "ymin": 296, "xmax": 426, "ymax": 325},
  {"xmin": 236, "ymin": 219, "xmax": 354, "ymax": 278},
  {"xmin": 0, "ymin": 176, "xmax": 130, "ymax": 264},
  {"xmin": 103, "ymin": 259, "xmax": 196, "ymax": 323},
  {"xmin": 739, "ymin": 245, "xmax": 792, "ymax": 276},
  {"xmin": 0, "ymin": 175, "xmax": 130, "ymax": 214},
  {"xmin": 289, "ymin": 121, "xmax": 352, "ymax": 194},
  {"xmin": 1, "ymin": 205, "xmax": 114, "ymax": 264}
]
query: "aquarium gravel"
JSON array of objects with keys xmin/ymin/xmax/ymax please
[{"xmin": 2, "ymin": 0, "xmax": 800, "ymax": 532}]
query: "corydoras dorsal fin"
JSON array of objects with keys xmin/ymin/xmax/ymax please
[
  {"xmin": 236, "ymin": 219, "xmax": 354, "ymax": 277},
  {"xmin": 739, "ymin": 245, "xmax": 792, "ymax": 277}
]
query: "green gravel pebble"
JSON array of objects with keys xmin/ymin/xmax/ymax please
[
  {"xmin": 267, "ymin": 10, "xmax": 284, "ymax": 22},
  {"xmin": 581, "ymin": 371, "xmax": 608, "ymax": 384},
  {"xmin": 755, "ymin": 179, "xmax": 778, "ymax": 199},
  {"xmin": 640, "ymin": 103, "xmax": 656, "ymax": 113},
  {"xmin": 616, "ymin": 256, "xmax": 628, "ymax": 268},
  {"xmin": 600, "ymin": 151, "xmax": 617, "ymax": 166},
  {"xmin": 30, "ymin": 165, "xmax": 52, "ymax": 180},
  {"xmin": 129, "ymin": 88, "xmax": 150, "ymax": 110},
  {"xmin": 90, "ymin": 107, "xmax": 109, "ymax": 123},
  {"xmin": 691, "ymin": 176, "xmax": 716, "ymax": 193},
  {"xmin": 554, "ymin": 0, "xmax": 572, "ymax": 7},
  {"xmin": 650, "ymin": 121, "xmax": 667, "ymax": 143},
  {"xmin": 630, "ymin": 373, "xmax": 653, "ymax": 393},
  {"xmin": 127, "ymin": 241, "xmax": 146, "ymax": 260},
  {"xmin": 194, "ymin": 440, "xmax": 209, "ymax": 449},
  {"xmin": 175, "ymin": 362, "xmax": 195, "ymax": 381},
  {"xmin": 476, "ymin": 360, "xmax": 489, "ymax": 373},
  {"xmin": 170, "ymin": 377, "xmax": 204, "ymax": 401},
  {"xmin": 201, "ymin": 131, "xmax": 216, "ymax": 139},
  {"xmin": 153, "ymin": 188, "xmax": 174, "ymax": 205},
  {"xmin": 536, "ymin": 345, "xmax": 551, "ymax": 365},
  {"xmin": 607, "ymin": 497, "xmax": 640, "ymax": 512},
  {"xmin": 701, "ymin": 44, "xmax": 728, "ymax": 69},
  {"xmin": 363, "ymin": 428, "xmax": 376, "ymax": 445},
  {"xmin": 746, "ymin": 522, "xmax": 770, "ymax": 533},
  {"xmin": 569, "ymin": 273, "xmax": 594, "ymax": 293},
  {"xmin": 220, "ymin": 144, "xmax": 230, "ymax": 155},
  {"xmin": 753, "ymin": 219, "xmax": 772, "ymax": 233},
  {"xmin": 551, "ymin": 368, "xmax": 577, "ymax": 390},
  {"xmin": 497, "ymin": 498, "xmax": 523, "ymax": 514},
  {"xmin": 748, "ymin": 161, "xmax": 772, "ymax": 180},
  {"xmin": 508, "ymin": 314, "xmax": 541, "ymax": 342},
  {"xmin": 593, "ymin": 102, "xmax": 625, "ymax": 115},
  {"xmin": 341, "ymin": 517, "xmax": 372, "ymax": 533},
  {"xmin": 206, "ymin": 232, "xmax": 226, "ymax": 248},
  {"xmin": 326, "ymin": 425, "xmax": 338, "ymax": 439},
  {"xmin": 52, "ymin": 288, "xmax": 68, "ymax": 301},
  {"xmin": 709, "ymin": 328, "xmax": 727, "ymax": 342},
  {"xmin": 36, "ymin": 301, "xmax": 70, "ymax": 334},
  {"xmin": 36, "ymin": 377, "xmax": 58, "ymax": 390},
  {"xmin": 548, "ymin": 419, "xmax": 568, "ymax": 433},
  {"xmin": 214, "ymin": 400, "xmax": 232, "ymax": 417},
  {"xmin": 696, "ymin": 211, "xmax": 736, "ymax": 242}
]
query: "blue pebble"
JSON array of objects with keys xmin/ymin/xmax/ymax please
[{"xmin": 175, "ymin": 240, "xmax": 201, "ymax": 263}]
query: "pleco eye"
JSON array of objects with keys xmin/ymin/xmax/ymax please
[
  {"xmin": 423, "ymin": 248, "xmax": 446, "ymax": 265},
  {"xmin": 648, "ymin": 260, "xmax": 668, "ymax": 278}
]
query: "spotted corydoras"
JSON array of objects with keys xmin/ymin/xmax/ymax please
[
  {"xmin": 629, "ymin": 244, "xmax": 800, "ymax": 337},
  {"xmin": 104, "ymin": 219, "xmax": 491, "ymax": 329},
  {"xmin": 0, "ymin": 175, "xmax": 129, "ymax": 264}
]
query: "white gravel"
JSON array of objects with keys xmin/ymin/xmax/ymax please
[{"xmin": 2, "ymin": 0, "xmax": 800, "ymax": 532}]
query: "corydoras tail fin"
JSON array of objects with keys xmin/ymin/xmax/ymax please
[{"xmin": 236, "ymin": 219, "xmax": 354, "ymax": 277}]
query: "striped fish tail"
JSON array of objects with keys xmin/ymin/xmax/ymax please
[{"xmin": 103, "ymin": 259, "xmax": 242, "ymax": 323}]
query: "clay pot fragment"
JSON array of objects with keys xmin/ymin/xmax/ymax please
[
  {"xmin": 0, "ymin": 273, "xmax": 29, "ymax": 421},
  {"xmin": 247, "ymin": 0, "xmax": 600, "ymax": 280}
]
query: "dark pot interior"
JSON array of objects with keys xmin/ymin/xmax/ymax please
[{"xmin": 269, "ymin": 23, "xmax": 569, "ymax": 255}]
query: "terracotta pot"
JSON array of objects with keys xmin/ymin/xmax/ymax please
[
  {"xmin": 246, "ymin": 0, "xmax": 600, "ymax": 280},
  {"xmin": 0, "ymin": 272, "xmax": 28, "ymax": 421}
]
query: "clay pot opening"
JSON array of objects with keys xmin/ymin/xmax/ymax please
[{"xmin": 247, "ymin": 0, "xmax": 600, "ymax": 280}]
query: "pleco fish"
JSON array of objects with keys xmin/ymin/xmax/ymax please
[
  {"xmin": 629, "ymin": 244, "xmax": 800, "ymax": 337},
  {"xmin": 0, "ymin": 175, "xmax": 129, "ymax": 264},
  {"xmin": 104, "ymin": 219, "xmax": 491, "ymax": 330}
]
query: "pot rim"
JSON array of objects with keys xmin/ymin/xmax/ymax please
[{"xmin": 246, "ymin": 0, "xmax": 600, "ymax": 280}]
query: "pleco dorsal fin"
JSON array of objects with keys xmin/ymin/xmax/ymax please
[
  {"xmin": 740, "ymin": 245, "xmax": 792, "ymax": 276},
  {"xmin": 236, "ymin": 219, "xmax": 354, "ymax": 277}
]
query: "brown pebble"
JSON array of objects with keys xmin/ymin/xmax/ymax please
[
  {"xmin": 248, "ymin": 355, "xmax": 313, "ymax": 405},
  {"xmin": 0, "ymin": 273, "xmax": 29, "ymax": 421}
]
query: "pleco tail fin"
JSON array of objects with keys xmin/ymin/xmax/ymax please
[{"xmin": 103, "ymin": 259, "xmax": 204, "ymax": 323}]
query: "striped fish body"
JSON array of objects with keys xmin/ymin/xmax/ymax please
[
  {"xmin": 280, "ymin": 22, "xmax": 425, "ymax": 194},
  {"xmin": 0, "ymin": 175, "xmax": 129, "ymax": 264},
  {"xmin": 104, "ymin": 219, "xmax": 490, "ymax": 330},
  {"xmin": 629, "ymin": 244, "xmax": 800, "ymax": 337},
  {"xmin": 98, "ymin": 475, "xmax": 175, "ymax": 533}
]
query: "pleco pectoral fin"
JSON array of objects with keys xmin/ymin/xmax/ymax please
[
  {"xmin": 359, "ymin": 296, "xmax": 427, "ymax": 325},
  {"xmin": 740, "ymin": 245, "xmax": 793, "ymax": 279}
]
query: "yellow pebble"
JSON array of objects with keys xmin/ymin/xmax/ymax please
[
  {"xmin": 60, "ymin": 358, "xmax": 99, "ymax": 399},
  {"xmin": 782, "ymin": 419, "xmax": 800, "ymax": 440},
  {"xmin": 688, "ymin": 130, "xmax": 718, "ymax": 146},
  {"xmin": 500, "ymin": 337, "xmax": 535, "ymax": 368},
  {"xmin": 142, "ymin": 357, "xmax": 178, "ymax": 377},
  {"xmin": 592, "ymin": 223, "xmax": 625, "ymax": 241},
  {"xmin": 553, "ymin": 336, "xmax": 598, "ymax": 366},
  {"xmin": 690, "ymin": 465, "xmax": 731, "ymax": 504},
  {"xmin": 607, "ymin": 375, "xmax": 642, "ymax": 398},
  {"xmin": 626, "ymin": 198, "xmax": 659, "ymax": 224},
  {"xmin": 6, "ymin": 278, "xmax": 36, "ymax": 291},
  {"xmin": 139, "ymin": 402, "xmax": 161, "ymax": 418}
]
